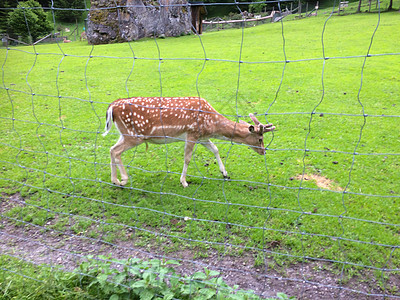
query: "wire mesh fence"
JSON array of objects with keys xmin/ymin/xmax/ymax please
[{"xmin": 1, "ymin": 0, "xmax": 400, "ymax": 298}]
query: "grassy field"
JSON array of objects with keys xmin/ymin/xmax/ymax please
[{"xmin": 1, "ymin": 7, "xmax": 399, "ymax": 294}]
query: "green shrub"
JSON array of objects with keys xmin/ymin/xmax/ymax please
[
  {"xmin": 76, "ymin": 255, "xmax": 265, "ymax": 299},
  {"xmin": 7, "ymin": 0, "xmax": 52, "ymax": 42}
]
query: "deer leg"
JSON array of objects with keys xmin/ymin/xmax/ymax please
[
  {"xmin": 202, "ymin": 140, "xmax": 228, "ymax": 178},
  {"xmin": 180, "ymin": 138, "xmax": 196, "ymax": 188},
  {"xmin": 110, "ymin": 135, "xmax": 141, "ymax": 186}
]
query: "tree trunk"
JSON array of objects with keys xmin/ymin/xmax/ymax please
[
  {"xmin": 357, "ymin": 0, "xmax": 362, "ymax": 12},
  {"xmin": 388, "ymin": 0, "xmax": 393, "ymax": 10}
]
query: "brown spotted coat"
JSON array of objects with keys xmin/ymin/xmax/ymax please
[{"xmin": 103, "ymin": 97, "xmax": 275, "ymax": 187}]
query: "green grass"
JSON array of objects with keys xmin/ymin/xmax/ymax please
[
  {"xmin": 1, "ymin": 8, "xmax": 399, "ymax": 287},
  {"xmin": 0, "ymin": 255, "xmax": 84, "ymax": 299}
]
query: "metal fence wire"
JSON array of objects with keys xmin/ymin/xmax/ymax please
[{"xmin": 1, "ymin": 0, "xmax": 400, "ymax": 299}]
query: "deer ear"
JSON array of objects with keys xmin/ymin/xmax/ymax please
[{"xmin": 248, "ymin": 125, "xmax": 255, "ymax": 133}]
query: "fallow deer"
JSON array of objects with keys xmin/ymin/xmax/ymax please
[
  {"xmin": 103, "ymin": 97, "xmax": 275, "ymax": 187},
  {"xmin": 80, "ymin": 31, "xmax": 87, "ymax": 41}
]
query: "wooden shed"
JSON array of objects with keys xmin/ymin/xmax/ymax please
[{"xmin": 189, "ymin": 1, "xmax": 207, "ymax": 34}]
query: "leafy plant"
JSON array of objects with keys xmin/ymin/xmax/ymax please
[
  {"xmin": 75, "ymin": 255, "xmax": 289, "ymax": 299},
  {"xmin": 0, "ymin": 254, "xmax": 294, "ymax": 299}
]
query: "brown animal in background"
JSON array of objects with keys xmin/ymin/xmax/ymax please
[
  {"xmin": 103, "ymin": 97, "xmax": 275, "ymax": 187},
  {"xmin": 63, "ymin": 37, "xmax": 71, "ymax": 43},
  {"xmin": 80, "ymin": 31, "xmax": 87, "ymax": 41}
]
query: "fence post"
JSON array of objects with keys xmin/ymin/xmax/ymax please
[
  {"xmin": 2, "ymin": 35, "xmax": 8, "ymax": 47},
  {"xmin": 76, "ymin": 18, "xmax": 79, "ymax": 41},
  {"xmin": 298, "ymin": 0, "xmax": 302, "ymax": 17}
]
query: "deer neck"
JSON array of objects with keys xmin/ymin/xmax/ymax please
[{"xmin": 213, "ymin": 116, "xmax": 249, "ymax": 142}]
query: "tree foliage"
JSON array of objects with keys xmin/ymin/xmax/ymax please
[
  {"xmin": 0, "ymin": 1, "xmax": 18, "ymax": 34},
  {"xmin": 249, "ymin": 2, "xmax": 267, "ymax": 13},
  {"xmin": 37, "ymin": 0, "xmax": 51, "ymax": 6},
  {"xmin": 7, "ymin": 0, "xmax": 52, "ymax": 42},
  {"xmin": 53, "ymin": 0, "xmax": 85, "ymax": 22}
]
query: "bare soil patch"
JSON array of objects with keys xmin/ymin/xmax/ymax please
[{"xmin": 294, "ymin": 174, "xmax": 344, "ymax": 191}]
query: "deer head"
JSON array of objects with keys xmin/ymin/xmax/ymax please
[{"xmin": 238, "ymin": 113, "xmax": 275, "ymax": 155}]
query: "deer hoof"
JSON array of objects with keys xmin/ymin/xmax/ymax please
[
  {"xmin": 112, "ymin": 179, "xmax": 121, "ymax": 186},
  {"xmin": 181, "ymin": 181, "xmax": 189, "ymax": 188},
  {"xmin": 112, "ymin": 178, "xmax": 127, "ymax": 186},
  {"xmin": 120, "ymin": 178, "xmax": 128, "ymax": 186}
]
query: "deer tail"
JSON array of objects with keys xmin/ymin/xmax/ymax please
[{"xmin": 102, "ymin": 105, "xmax": 114, "ymax": 137}]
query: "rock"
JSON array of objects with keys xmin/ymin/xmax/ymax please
[{"xmin": 87, "ymin": 0, "xmax": 192, "ymax": 44}]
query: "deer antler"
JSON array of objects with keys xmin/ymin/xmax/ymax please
[
  {"xmin": 249, "ymin": 113, "xmax": 260, "ymax": 126},
  {"xmin": 249, "ymin": 113, "xmax": 275, "ymax": 134}
]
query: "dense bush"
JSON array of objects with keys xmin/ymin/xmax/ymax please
[{"xmin": 7, "ymin": 0, "xmax": 52, "ymax": 42}]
